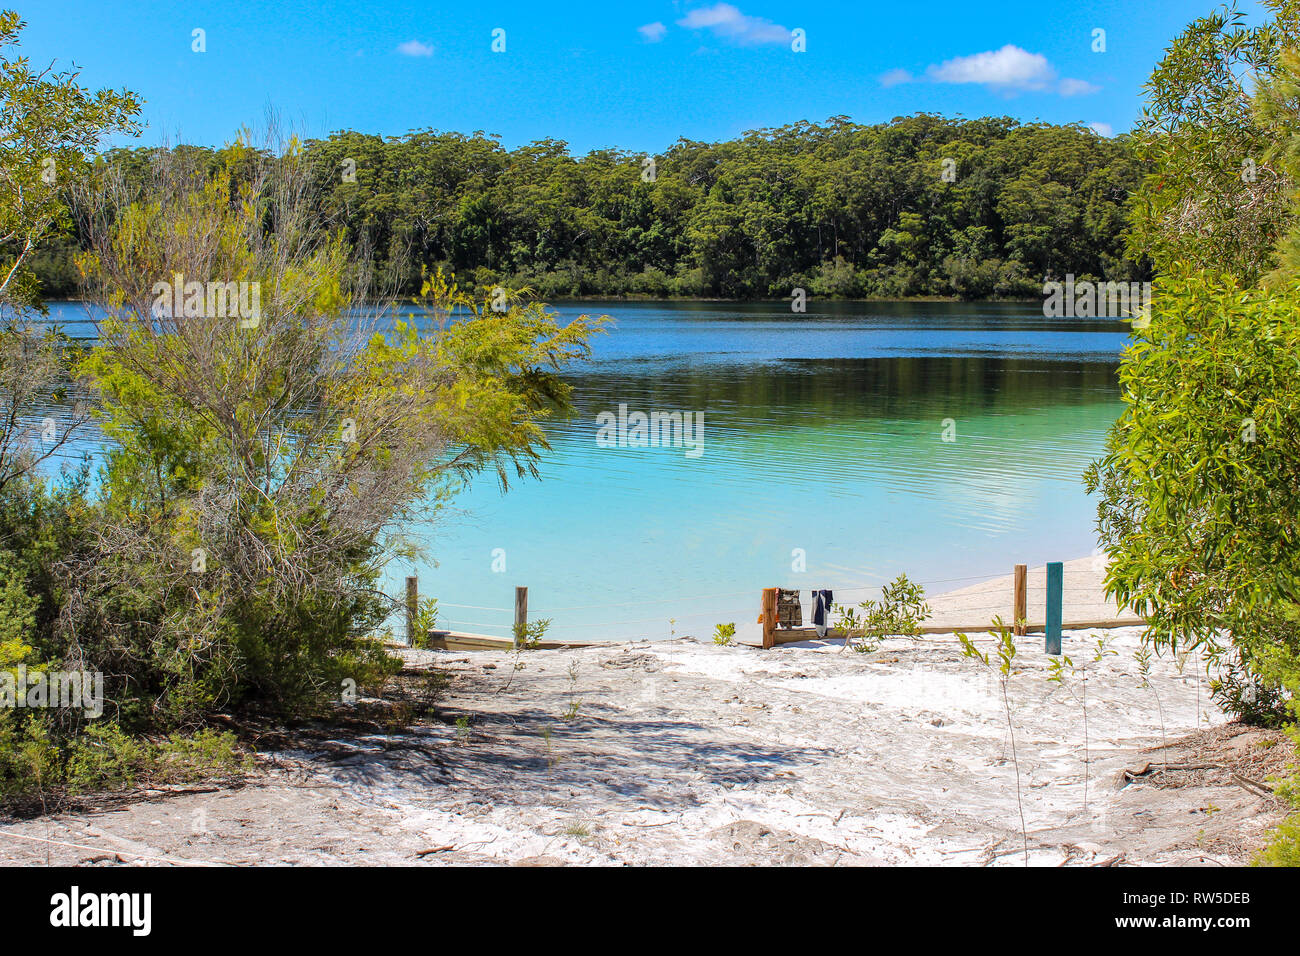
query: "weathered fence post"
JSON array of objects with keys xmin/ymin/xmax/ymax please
[
  {"xmin": 761, "ymin": 587, "xmax": 778, "ymax": 649},
  {"xmin": 406, "ymin": 575, "xmax": 419, "ymax": 646},
  {"xmin": 1045, "ymin": 561, "xmax": 1063, "ymax": 655},
  {"xmin": 513, "ymin": 585, "xmax": 528, "ymax": 650},
  {"xmin": 1013, "ymin": 564, "xmax": 1027, "ymax": 636}
]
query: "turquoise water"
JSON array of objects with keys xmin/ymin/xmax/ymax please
[
  {"xmin": 396, "ymin": 300, "xmax": 1127, "ymax": 643},
  {"xmin": 39, "ymin": 299, "xmax": 1128, "ymax": 644}
]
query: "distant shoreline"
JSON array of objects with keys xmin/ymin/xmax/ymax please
[{"xmin": 38, "ymin": 293, "xmax": 1047, "ymax": 308}]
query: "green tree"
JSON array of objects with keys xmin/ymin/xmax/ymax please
[
  {"xmin": 1125, "ymin": 0, "xmax": 1300, "ymax": 283},
  {"xmin": 64, "ymin": 114, "xmax": 1143, "ymax": 303},
  {"xmin": 1086, "ymin": 272, "xmax": 1300, "ymax": 702},
  {"xmin": 72, "ymin": 139, "xmax": 603, "ymax": 718},
  {"xmin": 0, "ymin": 9, "xmax": 139, "ymax": 309},
  {"xmin": 1087, "ymin": 0, "xmax": 1300, "ymax": 863},
  {"xmin": 0, "ymin": 6, "xmax": 138, "ymax": 506},
  {"xmin": 1089, "ymin": 2, "xmax": 1300, "ymax": 714}
]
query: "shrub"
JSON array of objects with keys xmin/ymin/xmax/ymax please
[
  {"xmin": 0, "ymin": 714, "xmax": 62, "ymax": 799},
  {"xmin": 1256, "ymin": 746, "xmax": 1300, "ymax": 866},
  {"xmin": 629, "ymin": 267, "xmax": 670, "ymax": 296},
  {"xmin": 409, "ymin": 597, "xmax": 441, "ymax": 650},
  {"xmin": 1085, "ymin": 272, "xmax": 1300, "ymax": 720},
  {"xmin": 839, "ymin": 574, "xmax": 932, "ymax": 652},
  {"xmin": 62, "ymin": 721, "xmax": 148, "ymax": 791},
  {"xmin": 1257, "ymin": 814, "xmax": 1300, "ymax": 866},
  {"xmin": 1208, "ymin": 644, "xmax": 1294, "ymax": 727},
  {"xmin": 810, "ymin": 256, "xmax": 861, "ymax": 298},
  {"xmin": 669, "ymin": 266, "xmax": 707, "ymax": 297},
  {"xmin": 1, "ymin": 716, "xmax": 250, "ymax": 805},
  {"xmin": 70, "ymin": 141, "xmax": 601, "ymax": 721}
]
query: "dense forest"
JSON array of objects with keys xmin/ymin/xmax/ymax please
[{"xmin": 31, "ymin": 113, "xmax": 1147, "ymax": 301}]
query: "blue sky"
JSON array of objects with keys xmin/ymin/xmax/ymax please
[{"xmin": 18, "ymin": 0, "xmax": 1268, "ymax": 153}]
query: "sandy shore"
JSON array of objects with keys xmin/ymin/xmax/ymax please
[
  {"xmin": 919, "ymin": 554, "xmax": 1131, "ymax": 629},
  {"xmin": 0, "ymin": 623, "xmax": 1290, "ymax": 866}
]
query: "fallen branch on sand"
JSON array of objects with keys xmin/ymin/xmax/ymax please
[
  {"xmin": 415, "ymin": 845, "xmax": 455, "ymax": 857},
  {"xmin": 621, "ymin": 816, "xmax": 682, "ymax": 828},
  {"xmin": 1230, "ymin": 772, "xmax": 1276, "ymax": 799},
  {"xmin": 1121, "ymin": 762, "xmax": 1221, "ymax": 783}
]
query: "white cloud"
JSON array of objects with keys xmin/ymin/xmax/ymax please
[
  {"xmin": 1060, "ymin": 78, "xmax": 1101, "ymax": 96},
  {"xmin": 879, "ymin": 68, "xmax": 913, "ymax": 88},
  {"xmin": 677, "ymin": 3, "xmax": 790, "ymax": 46},
  {"xmin": 926, "ymin": 45, "xmax": 1055, "ymax": 91},
  {"xmin": 917, "ymin": 44, "xmax": 1100, "ymax": 97},
  {"xmin": 396, "ymin": 40, "xmax": 434, "ymax": 57},
  {"xmin": 638, "ymin": 21, "xmax": 668, "ymax": 42},
  {"xmin": 1088, "ymin": 122, "xmax": 1114, "ymax": 138}
]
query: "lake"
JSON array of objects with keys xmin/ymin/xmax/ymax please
[
  {"xmin": 40, "ymin": 299, "xmax": 1129, "ymax": 644},
  {"xmin": 396, "ymin": 299, "xmax": 1127, "ymax": 644}
]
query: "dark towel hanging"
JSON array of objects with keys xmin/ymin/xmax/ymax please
[{"xmin": 812, "ymin": 589, "xmax": 834, "ymax": 632}]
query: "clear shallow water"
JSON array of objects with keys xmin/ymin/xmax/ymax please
[
  {"xmin": 39, "ymin": 299, "xmax": 1128, "ymax": 643},
  {"xmin": 398, "ymin": 300, "xmax": 1126, "ymax": 643}
]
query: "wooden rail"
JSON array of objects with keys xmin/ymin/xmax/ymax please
[
  {"xmin": 761, "ymin": 587, "xmax": 778, "ymax": 649},
  {"xmin": 513, "ymin": 585, "xmax": 528, "ymax": 650},
  {"xmin": 767, "ymin": 618, "xmax": 1146, "ymax": 646},
  {"xmin": 420, "ymin": 631, "xmax": 596, "ymax": 651},
  {"xmin": 762, "ymin": 560, "xmax": 1143, "ymax": 649},
  {"xmin": 397, "ymin": 561, "xmax": 1145, "ymax": 653}
]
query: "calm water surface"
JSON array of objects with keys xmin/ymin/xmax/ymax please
[
  {"xmin": 400, "ymin": 299, "xmax": 1126, "ymax": 643},
  {"xmin": 42, "ymin": 299, "xmax": 1128, "ymax": 643}
]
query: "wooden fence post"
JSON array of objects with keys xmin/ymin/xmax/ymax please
[
  {"xmin": 513, "ymin": 585, "xmax": 528, "ymax": 650},
  {"xmin": 1045, "ymin": 562, "xmax": 1063, "ymax": 655},
  {"xmin": 1013, "ymin": 564, "xmax": 1027, "ymax": 636},
  {"xmin": 761, "ymin": 587, "xmax": 778, "ymax": 649},
  {"xmin": 406, "ymin": 575, "xmax": 419, "ymax": 646}
]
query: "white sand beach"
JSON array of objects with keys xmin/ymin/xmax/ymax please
[
  {"xmin": 922, "ymin": 554, "xmax": 1133, "ymax": 629},
  {"xmin": 0, "ymin": 622, "xmax": 1289, "ymax": 867}
]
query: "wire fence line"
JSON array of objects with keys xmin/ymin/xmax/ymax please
[
  {"xmin": 433, "ymin": 570, "xmax": 1013, "ymax": 615},
  {"xmin": 416, "ymin": 562, "xmax": 1135, "ymax": 644}
]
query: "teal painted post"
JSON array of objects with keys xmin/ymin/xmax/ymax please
[{"xmin": 1045, "ymin": 562, "xmax": 1063, "ymax": 655}]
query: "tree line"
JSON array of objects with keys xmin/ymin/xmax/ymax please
[{"xmin": 29, "ymin": 114, "xmax": 1147, "ymax": 303}]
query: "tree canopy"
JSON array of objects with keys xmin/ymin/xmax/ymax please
[
  {"xmin": 0, "ymin": 9, "xmax": 138, "ymax": 312},
  {"xmin": 31, "ymin": 115, "xmax": 1145, "ymax": 302}
]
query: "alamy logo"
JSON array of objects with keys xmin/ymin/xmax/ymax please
[
  {"xmin": 151, "ymin": 273, "xmax": 261, "ymax": 328},
  {"xmin": 50, "ymin": 886, "xmax": 151, "ymax": 936},
  {"xmin": 1042, "ymin": 274, "xmax": 1150, "ymax": 319},
  {"xmin": 1, "ymin": 665, "xmax": 102, "ymax": 717},
  {"xmin": 596, "ymin": 403, "xmax": 705, "ymax": 458}
]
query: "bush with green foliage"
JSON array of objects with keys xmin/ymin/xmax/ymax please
[
  {"xmin": 1084, "ymin": 271, "xmax": 1300, "ymax": 724},
  {"xmin": 1125, "ymin": 1, "xmax": 1300, "ymax": 284},
  {"xmin": 409, "ymin": 597, "xmax": 441, "ymax": 649},
  {"xmin": 1, "ymin": 717, "xmax": 250, "ymax": 803},
  {"xmin": 1256, "ymin": 767, "xmax": 1300, "ymax": 865},
  {"xmin": 0, "ymin": 8, "xmax": 602, "ymax": 804},
  {"xmin": 1092, "ymin": 0, "xmax": 1300, "ymax": 862},
  {"xmin": 838, "ymin": 573, "xmax": 931, "ymax": 653},
  {"xmin": 60, "ymin": 137, "xmax": 602, "ymax": 725},
  {"xmin": 0, "ymin": 9, "xmax": 139, "ymax": 309}
]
